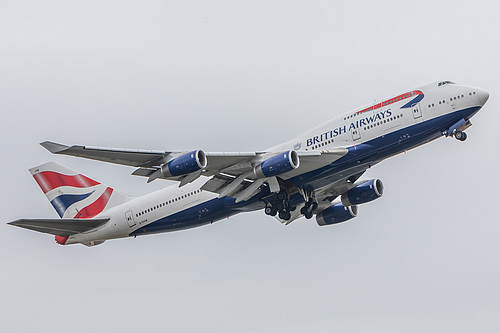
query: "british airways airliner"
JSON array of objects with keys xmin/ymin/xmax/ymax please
[{"xmin": 9, "ymin": 81, "xmax": 489, "ymax": 246}]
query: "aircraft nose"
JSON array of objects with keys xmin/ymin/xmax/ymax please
[{"xmin": 477, "ymin": 88, "xmax": 489, "ymax": 105}]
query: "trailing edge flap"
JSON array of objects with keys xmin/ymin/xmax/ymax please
[
  {"xmin": 8, "ymin": 218, "xmax": 110, "ymax": 237},
  {"xmin": 280, "ymin": 149, "xmax": 348, "ymax": 179}
]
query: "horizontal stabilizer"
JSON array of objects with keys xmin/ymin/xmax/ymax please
[{"xmin": 8, "ymin": 218, "xmax": 110, "ymax": 237}]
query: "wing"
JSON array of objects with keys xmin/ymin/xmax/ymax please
[
  {"xmin": 41, "ymin": 141, "xmax": 349, "ymax": 200},
  {"xmin": 8, "ymin": 218, "xmax": 110, "ymax": 237}
]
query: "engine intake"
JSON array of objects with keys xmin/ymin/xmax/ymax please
[
  {"xmin": 341, "ymin": 179, "xmax": 384, "ymax": 206},
  {"xmin": 316, "ymin": 203, "xmax": 357, "ymax": 226},
  {"xmin": 254, "ymin": 150, "xmax": 300, "ymax": 178},
  {"xmin": 161, "ymin": 150, "xmax": 207, "ymax": 177}
]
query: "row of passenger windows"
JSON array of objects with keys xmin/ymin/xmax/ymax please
[
  {"xmin": 428, "ymin": 91, "xmax": 475, "ymax": 109},
  {"xmin": 308, "ymin": 139, "xmax": 335, "ymax": 150},
  {"xmin": 363, "ymin": 114, "xmax": 403, "ymax": 131},
  {"xmin": 307, "ymin": 113, "xmax": 405, "ymax": 150},
  {"xmin": 344, "ymin": 113, "xmax": 361, "ymax": 120},
  {"xmin": 135, "ymin": 189, "xmax": 202, "ymax": 218}
]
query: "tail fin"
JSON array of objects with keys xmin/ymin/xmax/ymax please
[{"xmin": 30, "ymin": 162, "xmax": 131, "ymax": 219}]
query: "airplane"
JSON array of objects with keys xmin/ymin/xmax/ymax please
[{"xmin": 8, "ymin": 80, "xmax": 489, "ymax": 246}]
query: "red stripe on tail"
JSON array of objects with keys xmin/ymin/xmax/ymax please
[
  {"xmin": 74, "ymin": 187, "xmax": 114, "ymax": 219},
  {"xmin": 34, "ymin": 171, "xmax": 100, "ymax": 194}
]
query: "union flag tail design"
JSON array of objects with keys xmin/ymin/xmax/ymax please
[{"xmin": 30, "ymin": 162, "xmax": 131, "ymax": 219}]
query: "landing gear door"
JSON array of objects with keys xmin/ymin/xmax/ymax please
[
  {"xmin": 125, "ymin": 210, "xmax": 136, "ymax": 227},
  {"xmin": 412, "ymin": 103, "xmax": 422, "ymax": 119},
  {"xmin": 351, "ymin": 127, "xmax": 361, "ymax": 141}
]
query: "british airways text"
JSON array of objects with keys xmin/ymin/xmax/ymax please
[{"xmin": 306, "ymin": 109, "xmax": 393, "ymax": 146}]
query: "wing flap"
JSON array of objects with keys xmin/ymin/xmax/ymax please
[
  {"xmin": 131, "ymin": 167, "xmax": 157, "ymax": 177},
  {"xmin": 280, "ymin": 149, "xmax": 348, "ymax": 179},
  {"xmin": 205, "ymin": 152, "xmax": 257, "ymax": 172},
  {"xmin": 201, "ymin": 174, "xmax": 251, "ymax": 194},
  {"xmin": 8, "ymin": 218, "xmax": 110, "ymax": 237}
]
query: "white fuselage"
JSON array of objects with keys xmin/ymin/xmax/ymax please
[{"xmin": 65, "ymin": 81, "xmax": 489, "ymax": 245}]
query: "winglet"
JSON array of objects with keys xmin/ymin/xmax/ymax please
[{"xmin": 40, "ymin": 141, "xmax": 70, "ymax": 154}]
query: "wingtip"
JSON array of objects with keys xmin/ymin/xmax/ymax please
[
  {"xmin": 40, "ymin": 141, "xmax": 69, "ymax": 154},
  {"xmin": 7, "ymin": 219, "xmax": 28, "ymax": 228}
]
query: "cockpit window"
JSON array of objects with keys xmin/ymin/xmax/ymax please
[{"xmin": 438, "ymin": 81, "xmax": 456, "ymax": 87}]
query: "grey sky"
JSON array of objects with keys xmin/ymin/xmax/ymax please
[{"xmin": 1, "ymin": 1, "xmax": 499, "ymax": 332}]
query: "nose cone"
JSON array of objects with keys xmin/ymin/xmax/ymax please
[{"xmin": 477, "ymin": 89, "xmax": 489, "ymax": 105}]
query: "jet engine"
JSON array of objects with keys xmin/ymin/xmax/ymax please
[
  {"xmin": 341, "ymin": 179, "xmax": 384, "ymax": 206},
  {"xmin": 161, "ymin": 150, "xmax": 207, "ymax": 177},
  {"xmin": 254, "ymin": 150, "xmax": 300, "ymax": 178},
  {"xmin": 316, "ymin": 203, "xmax": 357, "ymax": 226}
]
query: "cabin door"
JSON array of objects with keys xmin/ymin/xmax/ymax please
[
  {"xmin": 125, "ymin": 210, "xmax": 136, "ymax": 227},
  {"xmin": 351, "ymin": 127, "xmax": 361, "ymax": 141},
  {"xmin": 412, "ymin": 103, "xmax": 422, "ymax": 119}
]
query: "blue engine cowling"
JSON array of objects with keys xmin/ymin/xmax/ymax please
[
  {"xmin": 316, "ymin": 203, "xmax": 358, "ymax": 226},
  {"xmin": 254, "ymin": 150, "xmax": 300, "ymax": 178},
  {"xmin": 341, "ymin": 179, "xmax": 384, "ymax": 206},
  {"xmin": 161, "ymin": 150, "xmax": 207, "ymax": 177}
]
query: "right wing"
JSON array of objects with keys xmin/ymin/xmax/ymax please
[
  {"xmin": 41, "ymin": 141, "xmax": 349, "ymax": 201},
  {"xmin": 8, "ymin": 218, "xmax": 110, "ymax": 237},
  {"xmin": 41, "ymin": 141, "xmax": 348, "ymax": 180}
]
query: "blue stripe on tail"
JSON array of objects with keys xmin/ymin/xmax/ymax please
[{"xmin": 50, "ymin": 192, "xmax": 94, "ymax": 217}]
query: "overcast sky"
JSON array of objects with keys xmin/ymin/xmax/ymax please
[{"xmin": 1, "ymin": 1, "xmax": 499, "ymax": 332}]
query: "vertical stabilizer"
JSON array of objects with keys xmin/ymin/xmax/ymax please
[{"xmin": 30, "ymin": 162, "xmax": 131, "ymax": 219}]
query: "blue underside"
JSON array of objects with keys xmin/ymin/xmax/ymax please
[
  {"xmin": 130, "ymin": 195, "xmax": 262, "ymax": 236},
  {"xmin": 131, "ymin": 106, "xmax": 480, "ymax": 236}
]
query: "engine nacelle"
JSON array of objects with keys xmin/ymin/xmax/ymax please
[
  {"xmin": 161, "ymin": 150, "xmax": 207, "ymax": 177},
  {"xmin": 316, "ymin": 203, "xmax": 357, "ymax": 226},
  {"xmin": 341, "ymin": 179, "xmax": 384, "ymax": 206},
  {"xmin": 254, "ymin": 150, "xmax": 300, "ymax": 178}
]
